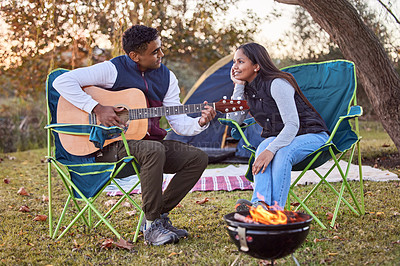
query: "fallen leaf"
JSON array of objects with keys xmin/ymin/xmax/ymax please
[
  {"xmin": 100, "ymin": 238, "xmax": 114, "ymax": 249},
  {"xmin": 313, "ymin": 238, "xmax": 329, "ymax": 243},
  {"xmin": 104, "ymin": 199, "xmax": 118, "ymax": 207},
  {"xmin": 122, "ymin": 202, "xmax": 133, "ymax": 208},
  {"xmin": 17, "ymin": 187, "xmax": 29, "ymax": 196},
  {"xmin": 33, "ymin": 215, "xmax": 48, "ymax": 221},
  {"xmin": 72, "ymin": 239, "xmax": 82, "ymax": 251},
  {"xmin": 196, "ymin": 197, "xmax": 209, "ymax": 204},
  {"xmin": 114, "ymin": 238, "xmax": 134, "ymax": 251},
  {"xmin": 42, "ymin": 195, "xmax": 49, "ymax": 202},
  {"xmin": 332, "ymin": 223, "xmax": 340, "ymax": 230},
  {"xmin": 290, "ymin": 202, "xmax": 300, "ymax": 207},
  {"xmin": 382, "ymin": 143, "xmax": 390, "ymax": 147},
  {"xmin": 3, "ymin": 178, "xmax": 10, "ymax": 184},
  {"xmin": 27, "ymin": 242, "xmax": 35, "ymax": 246},
  {"xmin": 168, "ymin": 252, "xmax": 178, "ymax": 257},
  {"xmin": 326, "ymin": 212, "xmax": 334, "ymax": 221},
  {"xmin": 126, "ymin": 210, "xmax": 137, "ymax": 216},
  {"xmin": 328, "ymin": 252, "xmax": 338, "ymax": 256},
  {"xmin": 19, "ymin": 205, "xmax": 30, "ymax": 212}
]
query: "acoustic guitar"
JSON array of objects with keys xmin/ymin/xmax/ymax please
[{"xmin": 57, "ymin": 86, "xmax": 249, "ymax": 156}]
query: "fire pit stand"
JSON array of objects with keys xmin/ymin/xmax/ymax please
[{"xmin": 224, "ymin": 211, "xmax": 313, "ymax": 264}]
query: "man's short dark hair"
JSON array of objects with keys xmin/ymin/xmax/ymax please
[{"xmin": 122, "ymin": 25, "xmax": 159, "ymax": 54}]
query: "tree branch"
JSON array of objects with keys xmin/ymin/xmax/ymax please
[
  {"xmin": 274, "ymin": 0, "xmax": 300, "ymax": 5},
  {"xmin": 377, "ymin": 0, "xmax": 400, "ymax": 25}
]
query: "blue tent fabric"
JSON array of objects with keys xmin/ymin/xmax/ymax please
[{"xmin": 165, "ymin": 60, "xmax": 236, "ymax": 148}]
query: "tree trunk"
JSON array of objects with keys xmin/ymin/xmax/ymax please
[{"xmin": 276, "ymin": 0, "xmax": 400, "ymax": 153}]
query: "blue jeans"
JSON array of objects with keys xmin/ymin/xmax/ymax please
[{"xmin": 250, "ymin": 132, "xmax": 329, "ymax": 207}]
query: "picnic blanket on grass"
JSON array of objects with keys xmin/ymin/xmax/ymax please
[{"xmin": 105, "ymin": 162, "xmax": 398, "ymax": 196}]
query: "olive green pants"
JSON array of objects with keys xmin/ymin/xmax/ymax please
[{"xmin": 96, "ymin": 139, "xmax": 208, "ymax": 221}]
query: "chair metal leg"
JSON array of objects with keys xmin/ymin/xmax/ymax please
[
  {"xmin": 289, "ymin": 190, "xmax": 327, "ymax": 229},
  {"xmin": 52, "ymin": 195, "xmax": 72, "ymax": 239},
  {"xmin": 357, "ymin": 141, "xmax": 365, "ymax": 214},
  {"xmin": 54, "ymin": 169, "xmax": 122, "ymax": 239},
  {"xmin": 134, "ymin": 211, "xmax": 145, "ymax": 243}
]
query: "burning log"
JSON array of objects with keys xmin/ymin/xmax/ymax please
[{"xmin": 233, "ymin": 213, "xmax": 259, "ymax": 224}]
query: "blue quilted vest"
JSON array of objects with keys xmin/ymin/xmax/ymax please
[
  {"xmin": 110, "ymin": 55, "xmax": 170, "ymax": 140},
  {"xmin": 245, "ymin": 77, "xmax": 329, "ymax": 138}
]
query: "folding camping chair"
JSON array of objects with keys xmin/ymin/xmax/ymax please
[
  {"xmin": 45, "ymin": 69, "xmax": 144, "ymax": 241},
  {"xmin": 219, "ymin": 60, "xmax": 365, "ymax": 229}
]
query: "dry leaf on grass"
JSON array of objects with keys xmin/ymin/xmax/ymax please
[
  {"xmin": 104, "ymin": 199, "xmax": 118, "ymax": 207},
  {"xmin": 326, "ymin": 212, "xmax": 334, "ymax": 221},
  {"xmin": 196, "ymin": 197, "xmax": 209, "ymax": 204},
  {"xmin": 126, "ymin": 210, "xmax": 137, "ymax": 216},
  {"xmin": 100, "ymin": 238, "xmax": 134, "ymax": 251},
  {"xmin": 17, "ymin": 187, "xmax": 29, "ymax": 196},
  {"xmin": 33, "ymin": 215, "xmax": 48, "ymax": 221},
  {"xmin": 114, "ymin": 238, "xmax": 134, "ymax": 251},
  {"xmin": 100, "ymin": 238, "xmax": 114, "ymax": 249},
  {"xmin": 72, "ymin": 240, "xmax": 83, "ymax": 251},
  {"xmin": 19, "ymin": 205, "xmax": 30, "ymax": 212},
  {"xmin": 122, "ymin": 202, "xmax": 133, "ymax": 208},
  {"xmin": 4, "ymin": 178, "xmax": 10, "ymax": 184},
  {"xmin": 42, "ymin": 195, "xmax": 49, "ymax": 202}
]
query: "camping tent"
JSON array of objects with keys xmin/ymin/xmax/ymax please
[{"xmin": 165, "ymin": 55, "xmax": 264, "ymax": 162}]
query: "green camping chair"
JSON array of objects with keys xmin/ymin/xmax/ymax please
[
  {"xmin": 219, "ymin": 60, "xmax": 364, "ymax": 229},
  {"xmin": 45, "ymin": 69, "xmax": 144, "ymax": 241}
]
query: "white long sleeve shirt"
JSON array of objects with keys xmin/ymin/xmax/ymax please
[
  {"xmin": 53, "ymin": 61, "xmax": 209, "ymax": 136},
  {"xmin": 227, "ymin": 78, "xmax": 300, "ymax": 154}
]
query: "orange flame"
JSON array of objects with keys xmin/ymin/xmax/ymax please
[{"xmin": 249, "ymin": 205, "xmax": 287, "ymax": 225}]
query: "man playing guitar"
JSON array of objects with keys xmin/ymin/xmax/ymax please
[{"xmin": 54, "ymin": 25, "xmax": 216, "ymax": 246}]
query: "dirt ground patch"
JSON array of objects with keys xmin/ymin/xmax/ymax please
[{"xmin": 362, "ymin": 152, "xmax": 400, "ymax": 176}]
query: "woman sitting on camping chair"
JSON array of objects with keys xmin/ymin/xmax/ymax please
[{"xmin": 230, "ymin": 43, "xmax": 330, "ymax": 211}]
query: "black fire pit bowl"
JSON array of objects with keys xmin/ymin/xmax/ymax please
[{"xmin": 224, "ymin": 211, "xmax": 313, "ymax": 260}]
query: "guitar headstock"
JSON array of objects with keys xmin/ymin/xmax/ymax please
[{"xmin": 214, "ymin": 99, "xmax": 249, "ymax": 113}]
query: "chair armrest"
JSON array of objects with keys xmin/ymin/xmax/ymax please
[
  {"xmin": 327, "ymin": 105, "xmax": 362, "ymax": 143},
  {"xmin": 218, "ymin": 117, "xmax": 256, "ymax": 141},
  {"xmin": 45, "ymin": 123, "xmax": 124, "ymax": 150},
  {"xmin": 45, "ymin": 123, "xmax": 123, "ymax": 135},
  {"xmin": 339, "ymin": 105, "xmax": 363, "ymax": 120}
]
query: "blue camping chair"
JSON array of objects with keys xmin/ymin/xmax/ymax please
[
  {"xmin": 45, "ymin": 69, "xmax": 144, "ymax": 241},
  {"xmin": 219, "ymin": 60, "xmax": 364, "ymax": 229}
]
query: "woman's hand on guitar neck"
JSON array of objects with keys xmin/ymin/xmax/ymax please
[{"xmin": 93, "ymin": 104, "xmax": 126, "ymax": 128}]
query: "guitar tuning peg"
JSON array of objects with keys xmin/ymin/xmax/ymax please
[{"xmin": 223, "ymin": 96, "xmax": 227, "ymax": 100}]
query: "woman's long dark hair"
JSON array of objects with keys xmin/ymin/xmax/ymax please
[{"xmin": 238, "ymin": 42, "xmax": 320, "ymax": 115}]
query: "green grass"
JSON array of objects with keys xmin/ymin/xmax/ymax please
[{"xmin": 0, "ymin": 120, "xmax": 399, "ymax": 265}]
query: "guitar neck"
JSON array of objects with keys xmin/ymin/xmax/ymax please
[
  {"xmin": 129, "ymin": 103, "xmax": 214, "ymax": 120},
  {"xmin": 89, "ymin": 102, "xmax": 215, "ymax": 124}
]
